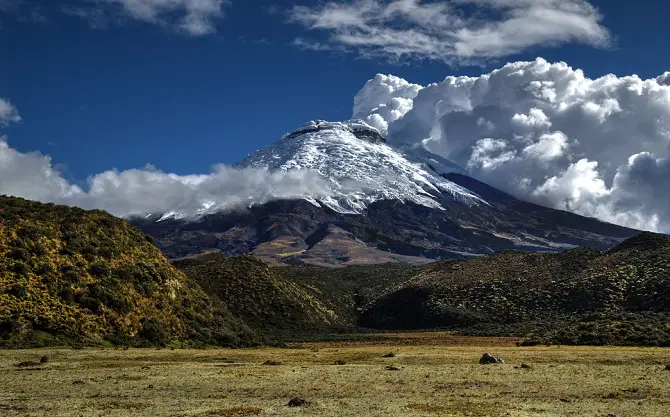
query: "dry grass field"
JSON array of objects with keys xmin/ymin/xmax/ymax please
[{"xmin": 1, "ymin": 333, "xmax": 669, "ymax": 416}]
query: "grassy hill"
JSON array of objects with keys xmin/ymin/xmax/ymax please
[
  {"xmin": 174, "ymin": 254, "xmax": 345, "ymax": 336},
  {"xmin": 359, "ymin": 232, "xmax": 670, "ymax": 346},
  {"xmin": 172, "ymin": 232, "xmax": 670, "ymax": 346},
  {"xmin": 0, "ymin": 196, "xmax": 259, "ymax": 348},
  {"xmin": 276, "ymin": 263, "xmax": 424, "ymax": 324}
]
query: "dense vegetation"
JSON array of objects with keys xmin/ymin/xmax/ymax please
[
  {"xmin": 358, "ymin": 233, "xmax": 670, "ymax": 346},
  {"xmin": 174, "ymin": 254, "xmax": 344, "ymax": 336},
  {"xmin": 277, "ymin": 263, "xmax": 424, "ymax": 324},
  {"xmin": 0, "ymin": 196, "xmax": 259, "ymax": 348}
]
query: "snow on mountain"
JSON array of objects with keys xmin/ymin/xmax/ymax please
[{"xmin": 236, "ymin": 120, "xmax": 486, "ymax": 214}]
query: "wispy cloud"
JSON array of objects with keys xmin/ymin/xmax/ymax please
[
  {"xmin": 0, "ymin": 0, "xmax": 49, "ymax": 23},
  {"xmin": 0, "ymin": 98, "xmax": 21, "ymax": 127},
  {"xmin": 287, "ymin": 0, "xmax": 610, "ymax": 64},
  {"xmin": 64, "ymin": 0, "xmax": 230, "ymax": 36}
]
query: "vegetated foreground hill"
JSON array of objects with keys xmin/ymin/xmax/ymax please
[
  {"xmin": 172, "ymin": 233, "xmax": 670, "ymax": 346},
  {"xmin": 358, "ymin": 232, "xmax": 670, "ymax": 346},
  {"xmin": 0, "ymin": 196, "xmax": 259, "ymax": 348},
  {"xmin": 174, "ymin": 254, "xmax": 346, "ymax": 336}
]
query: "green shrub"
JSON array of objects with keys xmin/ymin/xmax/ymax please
[
  {"xmin": 139, "ymin": 318, "xmax": 169, "ymax": 347},
  {"xmin": 89, "ymin": 262, "xmax": 111, "ymax": 278}
]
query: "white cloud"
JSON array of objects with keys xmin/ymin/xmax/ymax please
[
  {"xmin": 0, "ymin": 137, "xmax": 337, "ymax": 217},
  {"xmin": 352, "ymin": 74, "xmax": 423, "ymax": 134},
  {"xmin": 287, "ymin": 0, "xmax": 610, "ymax": 64},
  {"xmin": 65, "ymin": 0, "xmax": 229, "ymax": 36},
  {"xmin": 0, "ymin": 139, "xmax": 84, "ymax": 202},
  {"xmin": 0, "ymin": 98, "xmax": 21, "ymax": 126},
  {"xmin": 0, "ymin": 99, "xmax": 338, "ymax": 217},
  {"xmin": 511, "ymin": 108, "xmax": 552, "ymax": 130},
  {"xmin": 354, "ymin": 58, "xmax": 670, "ymax": 232}
]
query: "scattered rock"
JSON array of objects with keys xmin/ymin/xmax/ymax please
[
  {"xmin": 479, "ymin": 353, "xmax": 504, "ymax": 365},
  {"xmin": 385, "ymin": 365, "xmax": 400, "ymax": 371},
  {"xmin": 15, "ymin": 361, "xmax": 42, "ymax": 368},
  {"xmin": 287, "ymin": 397, "xmax": 307, "ymax": 407},
  {"xmin": 382, "ymin": 353, "xmax": 395, "ymax": 358},
  {"xmin": 262, "ymin": 360, "xmax": 282, "ymax": 366},
  {"xmin": 334, "ymin": 360, "xmax": 346, "ymax": 365}
]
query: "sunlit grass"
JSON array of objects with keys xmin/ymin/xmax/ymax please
[{"xmin": 1, "ymin": 333, "xmax": 668, "ymax": 416}]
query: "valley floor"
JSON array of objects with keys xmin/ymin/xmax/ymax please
[{"xmin": 1, "ymin": 333, "xmax": 669, "ymax": 416}]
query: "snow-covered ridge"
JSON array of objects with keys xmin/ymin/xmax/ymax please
[
  {"xmin": 236, "ymin": 119, "xmax": 486, "ymax": 214},
  {"xmin": 285, "ymin": 120, "xmax": 386, "ymax": 144}
]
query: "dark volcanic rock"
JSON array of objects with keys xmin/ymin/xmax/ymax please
[{"xmin": 479, "ymin": 353, "xmax": 505, "ymax": 365}]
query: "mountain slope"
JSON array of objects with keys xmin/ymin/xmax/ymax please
[
  {"xmin": 236, "ymin": 120, "xmax": 484, "ymax": 213},
  {"xmin": 134, "ymin": 119, "xmax": 640, "ymax": 265},
  {"xmin": 0, "ymin": 196, "xmax": 259, "ymax": 347}
]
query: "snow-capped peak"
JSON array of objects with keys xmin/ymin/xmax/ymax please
[{"xmin": 236, "ymin": 119, "xmax": 486, "ymax": 214}]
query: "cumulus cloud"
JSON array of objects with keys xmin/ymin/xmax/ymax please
[
  {"xmin": 352, "ymin": 74, "xmax": 423, "ymax": 135},
  {"xmin": 64, "ymin": 0, "xmax": 229, "ymax": 36},
  {"xmin": 354, "ymin": 58, "xmax": 670, "ymax": 232},
  {"xmin": 287, "ymin": 0, "xmax": 610, "ymax": 64},
  {"xmin": 0, "ymin": 137, "xmax": 337, "ymax": 218},
  {"xmin": 0, "ymin": 98, "xmax": 21, "ymax": 126}
]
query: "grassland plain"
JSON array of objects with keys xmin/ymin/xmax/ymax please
[{"xmin": 1, "ymin": 333, "xmax": 669, "ymax": 417}]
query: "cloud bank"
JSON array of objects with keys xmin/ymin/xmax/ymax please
[
  {"xmin": 354, "ymin": 58, "xmax": 670, "ymax": 232},
  {"xmin": 288, "ymin": 0, "xmax": 610, "ymax": 64},
  {"xmin": 0, "ymin": 103, "xmax": 337, "ymax": 218},
  {"xmin": 0, "ymin": 138, "xmax": 338, "ymax": 218},
  {"xmin": 64, "ymin": 0, "xmax": 229, "ymax": 36}
]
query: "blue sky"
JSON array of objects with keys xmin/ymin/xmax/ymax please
[
  {"xmin": 2, "ymin": 0, "xmax": 669, "ymax": 183},
  {"xmin": 1, "ymin": 0, "xmax": 670, "ymax": 233}
]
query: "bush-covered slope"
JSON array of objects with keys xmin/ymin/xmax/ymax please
[
  {"xmin": 276, "ymin": 263, "xmax": 424, "ymax": 324},
  {"xmin": 0, "ymin": 196, "xmax": 259, "ymax": 348},
  {"xmin": 359, "ymin": 232, "xmax": 670, "ymax": 346},
  {"xmin": 174, "ymin": 254, "xmax": 344, "ymax": 335}
]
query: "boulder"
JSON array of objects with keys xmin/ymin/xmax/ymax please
[
  {"xmin": 287, "ymin": 397, "xmax": 307, "ymax": 407},
  {"xmin": 479, "ymin": 353, "xmax": 504, "ymax": 365}
]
